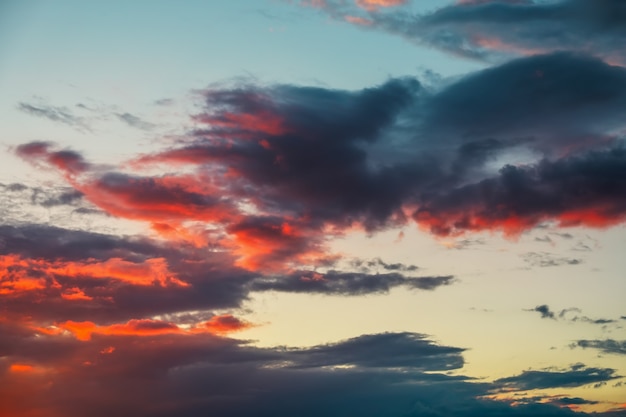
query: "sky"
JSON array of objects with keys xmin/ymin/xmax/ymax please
[{"xmin": 1, "ymin": 0, "xmax": 626, "ymax": 416}]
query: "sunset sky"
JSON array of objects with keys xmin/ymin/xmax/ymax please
[{"xmin": 1, "ymin": 1, "xmax": 626, "ymax": 416}]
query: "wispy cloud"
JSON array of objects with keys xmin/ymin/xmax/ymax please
[{"xmin": 18, "ymin": 102, "xmax": 92, "ymax": 131}]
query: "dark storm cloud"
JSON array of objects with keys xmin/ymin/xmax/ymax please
[
  {"xmin": 574, "ymin": 339, "xmax": 626, "ymax": 355},
  {"xmin": 251, "ymin": 270, "xmax": 455, "ymax": 295},
  {"xmin": 494, "ymin": 364, "xmax": 621, "ymax": 390},
  {"xmin": 313, "ymin": 0, "xmax": 626, "ymax": 65}
]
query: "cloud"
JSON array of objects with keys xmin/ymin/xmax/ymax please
[
  {"xmin": 17, "ymin": 53, "xmax": 626, "ymax": 241},
  {"xmin": 41, "ymin": 315, "xmax": 252, "ymax": 341},
  {"xmin": 413, "ymin": 147, "xmax": 626, "ymax": 236},
  {"xmin": 130, "ymin": 53, "xmax": 626, "ymax": 238},
  {"xmin": 416, "ymin": 0, "xmax": 626, "ymax": 63},
  {"xmin": 522, "ymin": 252, "xmax": 582, "ymax": 268},
  {"xmin": 574, "ymin": 339, "xmax": 626, "ymax": 356},
  {"xmin": 17, "ymin": 102, "xmax": 91, "ymax": 131},
  {"xmin": 286, "ymin": 332, "xmax": 465, "ymax": 371},
  {"xmin": 354, "ymin": 257, "xmax": 420, "ymax": 272},
  {"xmin": 16, "ymin": 141, "xmax": 90, "ymax": 176},
  {"xmin": 134, "ymin": 77, "xmax": 427, "ymax": 232},
  {"xmin": 528, "ymin": 304, "xmax": 556, "ymax": 320},
  {"xmin": 0, "ymin": 224, "xmax": 255, "ymax": 322},
  {"xmin": 251, "ymin": 270, "xmax": 455, "ymax": 295},
  {"xmin": 114, "ymin": 112, "xmax": 155, "ymax": 130},
  {"xmin": 31, "ymin": 187, "xmax": 84, "ymax": 207},
  {"xmin": 2, "ymin": 324, "xmax": 609, "ymax": 417},
  {"xmin": 6, "ymin": 4, "xmax": 626, "ymax": 416},
  {"xmin": 494, "ymin": 364, "xmax": 621, "ymax": 390},
  {"xmin": 355, "ymin": 0, "xmax": 407, "ymax": 11},
  {"xmin": 526, "ymin": 305, "xmax": 619, "ymax": 326},
  {"xmin": 309, "ymin": 0, "xmax": 626, "ymax": 65}
]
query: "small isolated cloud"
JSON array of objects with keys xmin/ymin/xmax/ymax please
[
  {"xmin": 529, "ymin": 304, "xmax": 556, "ymax": 320},
  {"xmin": 114, "ymin": 112, "xmax": 155, "ymax": 130},
  {"xmin": 154, "ymin": 98, "xmax": 174, "ymax": 106}
]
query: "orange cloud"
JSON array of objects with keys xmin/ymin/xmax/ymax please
[
  {"xmin": 61, "ymin": 288, "xmax": 94, "ymax": 301},
  {"xmin": 52, "ymin": 316, "xmax": 252, "ymax": 341},
  {"xmin": 9, "ymin": 363, "xmax": 37, "ymax": 374},
  {"xmin": 0, "ymin": 254, "xmax": 188, "ymax": 294},
  {"xmin": 355, "ymin": 0, "xmax": 406, "ymax": 11},
  {"xmin": 224, "ymin": 219, "xmax": 328, "ymax": 271},
  {"xmin": 201, "ymin": 314, "xmax": 253, "ymax": 334}
]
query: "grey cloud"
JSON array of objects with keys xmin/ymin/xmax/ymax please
[
  {"xmin": 529, "ymin": 304, "xmax": 557, "ymax": 320},
  {"xmin": 2, "ymin": 326, "xmax": 605, "ymax": 417},
  {"xmin": 574, "ymin": 339, "xmax": 626, "ymax": 356},
  {"xmin": 351, "ymin": 257, "xmax": 419, "ymax": 272},
  {"xmin": 494, "ymin": 364, "xmax": 621, "ymax": 390},
  {"xmin": 315, "ymin": 0, "xmax": 626, "ymax": 65},
  {"xmin": 18, "ymin": 102, "xmax": 91, "ymax": 131},
  {"xmin": 251, "ymin": 270, "xmax": 455, "ymax": 295},
  {"xmin": 528, "ymin": 305, "xmax": 619, "ymax": 326},
  {"xmin": 115, "ymin": 112, "xmax": 155, "ymax": 130},
  {"xmin": 285, "ymin": 332, "xmax": 466, "ymax": 371},
  {"xmin": 522, "ymin": 252, "xmax": 582, "ymax": 267}
]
